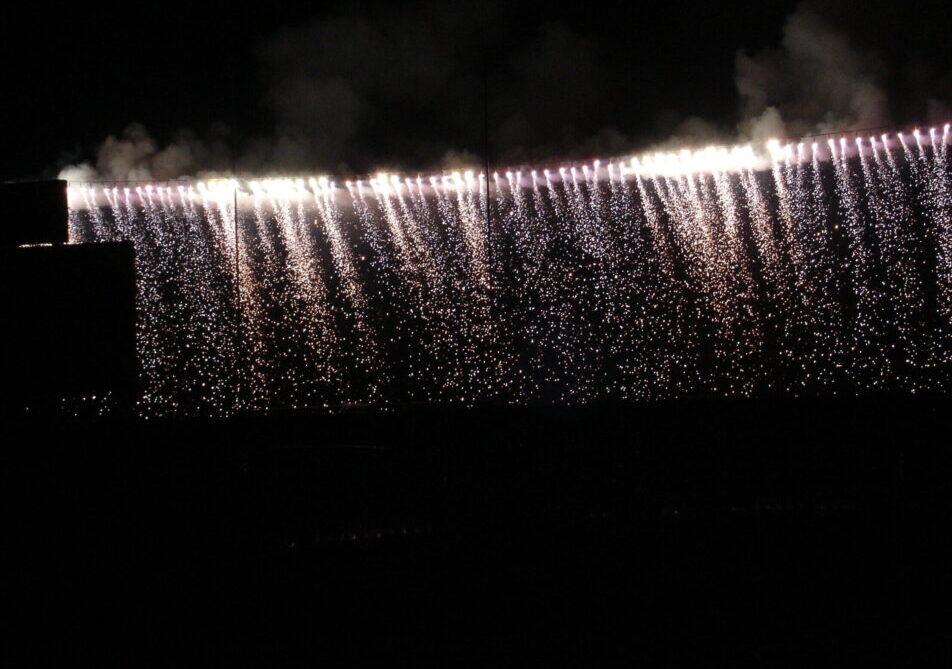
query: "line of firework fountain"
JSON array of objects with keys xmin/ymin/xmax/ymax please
[{"xmin": 65, "ymin": 125, "xmax": 952, "ymax": 416}]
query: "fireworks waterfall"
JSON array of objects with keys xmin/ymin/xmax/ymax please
[{"xmin": 67, "ymin": 127, "xmax": 952, "ymax": 416}]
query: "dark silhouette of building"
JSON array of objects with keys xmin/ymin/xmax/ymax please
[
  {"xmin": 1, "ymin": 181, "xmax": 136, "ymax": 415},
  {"xmin": 2, "ymin": 179, "xmax": 950, "ymax": 666}
]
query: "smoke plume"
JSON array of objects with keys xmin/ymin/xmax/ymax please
[
  {"xmin": 735, "ymin": 2, "xmax": 889, "ymax": 144},
  {"xmin": 57, "ymin": 1, "xmax": 948, "ymax": 181}
]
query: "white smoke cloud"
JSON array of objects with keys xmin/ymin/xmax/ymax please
[
  {"xmin": 58, "ymin": 123, "xmax": 231, "ymax": 182},
  {"xmin": 439, "ymin": 149, "xmax": 483, "ymax": 170},
  {"xmin": 57, "ymin": 1, "xmax": 946, "ymax": 181},
  {"xmin": 57, "ymin": 4, "xmax": 626, "ymax": 180},
  {"xmin": 735, "ymin": 3, "xmax": 888, "ymax": 141},
  {"xmin": 57, "ymin": 162, "xmax": 97, "ymax": 182},
  {"xmin": 639, "ymin": 117, "xmax": 728, "ymax": 155}
]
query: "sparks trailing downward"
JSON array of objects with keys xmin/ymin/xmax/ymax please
[
  {"xmin": 64, "ymin": 125, "xmax": 952, "ymax": 416},
  {"xmin": 68, "ymin": 126, "xmax": 952, "ymax": 207}
]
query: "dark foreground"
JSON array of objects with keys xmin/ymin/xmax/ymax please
[{"xmin": 4, "ymin": 397, "xmax": 951, "ymax": 665}]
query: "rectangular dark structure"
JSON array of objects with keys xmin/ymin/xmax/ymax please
[
  {"xmin": 1, "ymin": 242, "xmax": 137, "ymax": 413},
  {"xmin": 0, "ymin": 180, "xmax": 68, "ymax": 248}
]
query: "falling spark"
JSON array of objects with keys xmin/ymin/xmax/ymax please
[{"xmin": 64, "ymin": 127, "xmax": 952, "ymax": 415}]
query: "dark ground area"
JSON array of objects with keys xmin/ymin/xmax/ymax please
[{"xmin": 3, "ymin": 397, "xmax": 951, "ymax": 665}]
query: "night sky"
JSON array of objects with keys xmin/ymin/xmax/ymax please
[
  {"xmin": 4, "ymin": 0, "xmax": 949, "ymax": 180},
  {"xmin": 5, "ymin": 7, "xmax": 952, "ymax": 662}
]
